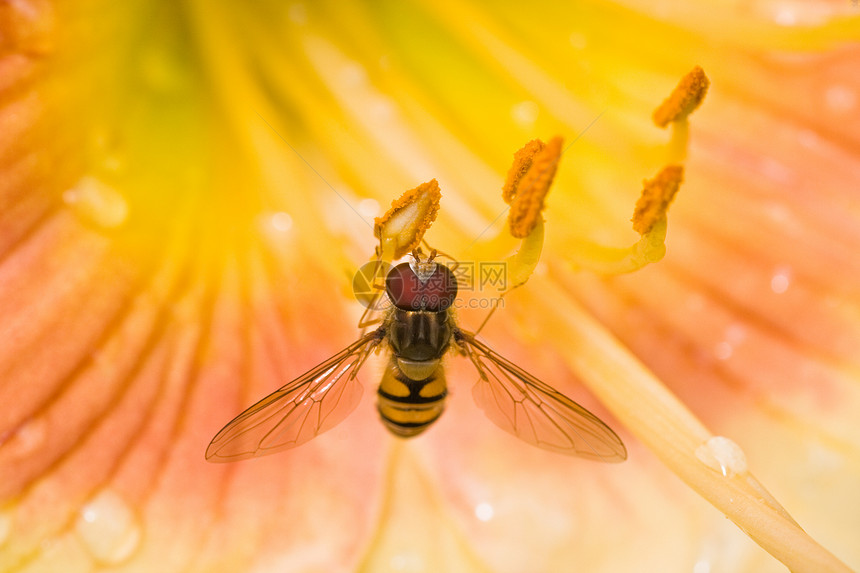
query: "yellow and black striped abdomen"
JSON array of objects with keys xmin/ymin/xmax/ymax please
[{"xmin": 376, "ymin": 357, "xmax": 447, "ymax": 438}]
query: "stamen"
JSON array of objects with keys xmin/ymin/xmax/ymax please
[
  {"xmin": 501, "ymin": 139, "xmax": 545, "ymax": 205},
  {"xmin": 507, "ymin": 136, "xmax": 563, "ymax": 239},
  {"xmin": 652, "ymin": 66, "xmax": 710, "ymax": 128},
  {"xmin": 631, "ymin": 165, "xmax": 684, "ymax": 235},
  {"xmin": 374, "ymin": 179, "xmax": 442, "ymax": 260}
]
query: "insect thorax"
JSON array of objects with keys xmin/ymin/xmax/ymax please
[{"xmin": 386, "ymin": 308, "xmax": 453, "ymax": 362}]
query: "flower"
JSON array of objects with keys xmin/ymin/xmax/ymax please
[{"xmin": 0, "ymin": 1, "xmax": 858, "ymax": 572}]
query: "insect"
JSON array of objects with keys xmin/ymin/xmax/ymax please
[{"xmin": 205, "ymin": 249, "xmax": 627, "ymax": 463}]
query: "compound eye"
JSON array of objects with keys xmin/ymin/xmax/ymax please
[{"xmin": 385, "ymin": 262, "xmax": 458, "ymax": 311}]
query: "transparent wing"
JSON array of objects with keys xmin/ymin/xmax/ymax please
[
  {"xmin": 206, "ymin": 330, "xmax": 382, "ymax": 462},
  {"xmin": 457, "ymin": 330, "xmax": 627, "ymax": 462}
]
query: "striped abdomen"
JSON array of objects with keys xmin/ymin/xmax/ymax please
[{"xmin": 376, "ymin": 356, "xmax": 447, "ymax": 438}]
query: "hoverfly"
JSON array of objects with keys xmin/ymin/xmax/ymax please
[{"xmin": 206, "ymin": 249, "xmax": 626, "ymax": 463}]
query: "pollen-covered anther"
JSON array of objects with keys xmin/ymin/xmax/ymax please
[
  {"xmin": 652, "ymin": 66, "xmax": 710, "ymax": 128},
  {"xmin": 374, "ymin": 179, "xmax": 442, "ymax": 260},
  {"xmin": 631, "ymin": 165, "xmax": 684, "ymax": 234},
  {"xmin": 502, "ymin": 139, "xmax": 545, "ymax": 205},
  {"xmin": 507, "ymin": 136, "xmax": 563, "ymax": 239}
]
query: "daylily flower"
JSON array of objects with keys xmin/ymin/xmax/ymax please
[{"xmin": 0, "ymin": 2, "xmax": 858, "ymax": 572}]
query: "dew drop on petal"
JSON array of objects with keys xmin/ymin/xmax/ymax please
[
  {"xmin": 358, "ymin": 198, "xmax": 380, "ymax": 218},
  {"xmin": 759, "ymin": 157, "xmax": 792, "ymax": 183},
  {"xmin": 340, "ymin": 62, "xmax": 368, "ymax": 87},
  {"xmin": 74, "ymin": 490, "xmax": 141, "ymax": 566},
  {"xmin": 724, "ymin": 324, "xmax": 747, "ymax": 345},
  {"xmin": 796, "ymin": 128, "xmax": 821, "ymax": 149},
  {"xmin": 764, "ymin": 202, "xmax": 793, "ymax": 224},
  {"xmin": 511, "ymin": 100, "xmax": 539, "ymax": 127},
  {"xmin": 89, "ymin": 128, "xmax": 125, "ymax": 174},
  {"xmin": 803, "ymin": 442, "xmax": 845, "ymax": 483},
  {"xmin": 773, "ymin": 7, "xmax": 797, "ymax": 26},
  {"xmin": 770, "ymin": 266, "xmax": 792, "ymax": 294},
  {"xmin": 258, "ymin": 211, "xmax": 296, "ymax": 260},
  {"xmin": 474, "ymin": 501, "xmax": 494, "ymax": 522},
  {"xmin": 258, "ymin": 210, "xmax": 294, "ymax": 241},
  {"xmin": 713, "ymin": 341, "xmax": 733, "ymax": 361},
  {"xmin": 824, "ymin": 84, "xmax": 856, "ymax": 114},
  {"xmin": 269, "ymin": 211, "xmax": 293, "ymax": 233},
  {"xmin": 2, "ymin": 416, "xmax": 48, "ymax": 459},
  {"xmin": 63, "ymin": 176, "xmax": 129, "ymax": 230},
  {"xmin": 695, "ymin": 436, "xmax": 748, "ymax": 478},
  {"xmin": 716, "ymin": 324, "xmax": 747, "ymax": 359}
]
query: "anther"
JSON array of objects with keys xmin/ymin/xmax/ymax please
[
  {"xmin": 502, "ymin": 139, "xmax": 546, "ymax": 205},
  {"xmin": 507, "ymin": 136, "xmax": 563, "ymax": 239},
  {"xmin": 652, "ymin": 66, "xmax": 710, "ymax": 128},
  {"xmin": 631, "ymin": 165, "xmax": 684, "ymax": 234},
  {"xmin": 375, "ymin": 179, "xmax": 442, "ymax": 260}
]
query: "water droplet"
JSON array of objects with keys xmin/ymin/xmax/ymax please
[
  {"xmin": 713, "ymin": 341, "xmax": 733, "ymax": 361},
  {"xmin": 714, "ymin": 324, "xmax": 744, "ymax": 360},
  {"xmin": 805, "ymin": 443, "xmax": 843, "ymax": 475},
  {"xmin": 75, "ymin": 490, "xmax": 141, "ymax": 565},
  {"xmin": 511, "ymin": 101, "xmax": 539, "ymax": 127},
  {"xmin": 695, "ymin": 436, "xmax": 748, "ymax": 477},
  {"xmin": 770, "ymin": 266, "xmax": 792, "ymax": 294},
  {"xmin": 474, "ymin": 502, "xmax": 494, "ymax": 522},
  {"xmin": 724, "ymin": 324, "xmax": 747, "ymax": 345},
  {"xmin": 269, "ymin": 211, "xmax": 293, "ymax": 233},
  {"xmin": 759, "ymin": 157, "xmax": 791, "ymax": 183},
  {"xmin": 764, "ymin": 202, "xmax": 793, "ymax": 224},
  {"xmin": 63, "ymin": 176, "xmax": 129, "ymax": 230},
  {"xmin": 89, "ymin": 128, "xmax": 125, "ymax": 174},
  {"xmin": 0, "ymin": 506, "xmax": 12, "ymax": 547},
  {"xmin": 340, "ymin": 62, "xmax": 367, "ymax": 87},
  {"xmin": 358, "ymin": 198, "xmax": 380, "ymax": 218},
  {"xmin": 258, "ymin": 212, "xmax": 295, "ymax": 258},
  {"xmin": 1, "ymin": 416, "xmax": 47, "ymax": 458},
  {"xmin": 825, "ymin": 85, "xmax": 856, "ymax": 114},
  {"xmin": 796, "ymin": 129, "xmax": 821, "ymax": 149},
  {"xmin": 693, "ymin": 559, "xmax": 712, "ymax": 573},
  {"xmin": 774, "ymin": 7, "xmax": 797, "ymax": 25}
]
